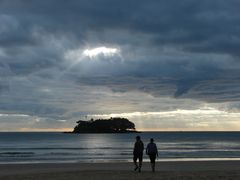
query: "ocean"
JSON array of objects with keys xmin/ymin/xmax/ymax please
[{"xmin": 0, "ymin": 132, "xmax": 240, "ymax": 164}]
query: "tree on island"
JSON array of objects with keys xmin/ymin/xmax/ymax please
[{"xmin": 73, "ymin": 117, "xmax": 136, "ymax": 133}]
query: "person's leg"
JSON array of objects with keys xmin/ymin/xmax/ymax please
[
  {"xmin": 153, "ymin": 155, "xmax": 156, "ymax": 172},
  {"xmin": 150, "ymin": 155, "xmax": 156, "ymax": 172},
  {"xmin": 138, "ymin": 155, "xmax": 143, "ymax": 172},
  {"xmin": 150, "ymin": 155, "xmax": 153, "ymax": 171},
  {"xmin": 152, "ymin": 161, "xmax": 155, "ymax": 172},
  {"xmin": 133, "ymin": 156, "xmax": 138, "ymax": 171}
]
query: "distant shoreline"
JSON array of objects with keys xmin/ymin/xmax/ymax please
[
  {"xmin": 1, "ymin": 131, "xmax": 240, "ymax": 134},
  {"xmin": 63, "ymin": 131, "xmax": 140, "ymax": 134}
]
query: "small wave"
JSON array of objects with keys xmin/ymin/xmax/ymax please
[
  {"xmin": 48, "ymin": 152, "xmax": 79, "ymax": 156},
  {"xmin": 0, "ymin": 152, "xmax": 35, "ymax": 155},
  {"xmin": 0, "ymin": 147, "xmax": 130, "ymax": 151},
  {"xmin": 120, "ymin": 153, "xmax": 131, "ymax": 155},
  {"xmin": 0, "ymin": 152, "xmax": 35, "ymax": 157}
]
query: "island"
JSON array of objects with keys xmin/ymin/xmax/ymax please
[{"xmin": 71, "ymin": 117, "xmax": 137, "ymax": 133}]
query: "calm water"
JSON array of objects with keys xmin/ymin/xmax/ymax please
[{"xmin": 0, "ymin": 132, "xmax": 240, "ymax": 164}]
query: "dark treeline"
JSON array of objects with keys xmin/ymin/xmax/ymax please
[{"xmin": 73, "ymin": 117, "xmax": 137, "ymax": 133}]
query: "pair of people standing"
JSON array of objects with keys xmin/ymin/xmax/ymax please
[{"xmin": 133, "ymin": 136, "xmax": 158, "ymax": 172}]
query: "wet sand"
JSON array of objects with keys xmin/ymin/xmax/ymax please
[{"xmin": 0, "ymin": 161, "xmax": 240, "ymax": 180}]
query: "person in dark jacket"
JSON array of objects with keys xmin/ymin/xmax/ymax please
[
  {"xmin": 133, "ymin": 136, "xmax": 144, "ymax": 172},
  {"xmin": 146, "ymin": 138, "xmax": 158, "ymax": 172}
]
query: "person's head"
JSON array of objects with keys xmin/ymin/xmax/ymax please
[
  {"xmin": 136, "ymin": 136, "xmax": 141, "ymax": 141},
  {"xmin": 150, "ymin": 138, "xmax": 154, "ymax": 143}
]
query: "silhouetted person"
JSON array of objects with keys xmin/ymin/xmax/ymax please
[
  {"xmin": 146, "ymin": 138, "xmax": 158, "ymax": 172},
  {"xmin": 133, "ymin": 135, "xmax": 144, "ymax": 172}
]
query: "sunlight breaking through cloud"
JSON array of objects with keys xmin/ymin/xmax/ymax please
[
  {"xmin": 88, "ymin": 107, "xmax": 240, "ymax": 131},
  {"xmin": 0, "ymin": 113, "xmax": 30, "ymax": 117},
  {"xmin": 83, "ymin": 47, "xmax": 119, "ymax": 58},
  {"xmin": 89, "ymin": 107, "xmax": 235, "ymax": 117}
]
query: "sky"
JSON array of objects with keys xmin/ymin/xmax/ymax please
[{"xmin": 0, "ymin": 0, "xmax": 240, "ymax": 131}]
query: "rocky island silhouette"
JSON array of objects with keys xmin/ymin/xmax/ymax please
[{"xmin": 71, "ymin": 117, "xmax": 137, "ymax": 133}]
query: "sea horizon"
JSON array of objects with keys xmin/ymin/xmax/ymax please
[{"xmin": 1, "ymin": 131, "xmax": 240, "ymax": 134}]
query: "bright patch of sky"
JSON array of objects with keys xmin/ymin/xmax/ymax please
[
  {"xmin": 83, "ymin": 47, "xmax": 119, "ymax": 58},
  {"xmin": 64, "ymin": 46, "xmax": 120, "ymax": 64},
  {"xmin": 89, "ymin": 107, "xmax": 240, "ymax": 131}
]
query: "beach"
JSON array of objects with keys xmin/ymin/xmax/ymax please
[{"xmin": 1, "ymin": 161, "xmax": 240, "ymax": 180}]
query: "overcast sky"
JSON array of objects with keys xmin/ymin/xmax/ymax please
[{"xmin": 1, "ymin": 0, "xmax": 240, "ymax": 131}]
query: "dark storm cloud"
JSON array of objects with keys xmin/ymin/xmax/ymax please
[
  {"xmin": 0, "ymin": 0, "xmax": 240, "ymax": 121},
  {"xmin": 1, "ymin": 0, "xmax": 240, "ymax": 53}
]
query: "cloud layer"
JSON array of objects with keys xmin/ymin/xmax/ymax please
[{"xmin": 0, "ymin": 0, "xmax": 240, "ymax": 130}]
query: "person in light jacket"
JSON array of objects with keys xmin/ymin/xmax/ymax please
[{"xmin": 146, "ymin": 138, "xmax": 158, "ymax": 172}]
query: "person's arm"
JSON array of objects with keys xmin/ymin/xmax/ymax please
[
  {"xmin": 155, "ymin": 144, "xmax": 159, "ymax": 157},
  {"xmin": 133, "ymin": 142, "xmax": 136, "ymax": 155},
  {"xmin": 142, "ymin": 142, "xmax": 145, "ymax": 153},
  {"xmin": 146, "ymin": 144, "xmax": 148, "ymax": 155}
]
